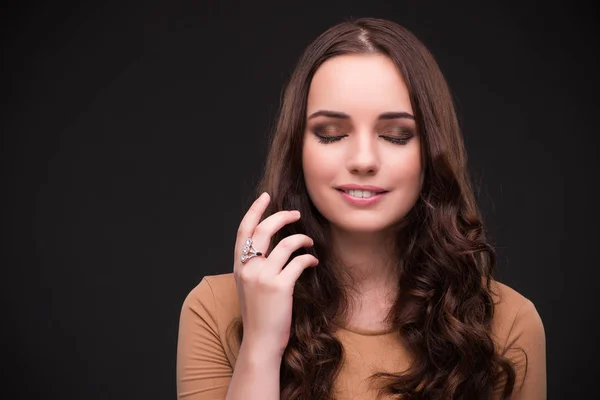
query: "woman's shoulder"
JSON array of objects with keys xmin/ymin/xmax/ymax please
[
  {"xmin": 489, "ymin": 278, "xmax": 529, "ymax": 312},
  {"xmin": 180, "ymin": 273, "xmax": 241, "ymax": 364},
  {"xmin": 488, "ymin": 280, "xmax": 547, "ymax": 396},
  {"xmin": 488, "ymin": 278, "xmax": 545, "ymax": 351},
  {"xmin": 184, "ymin": 272, "xmax": 240, "ymax": 319}
]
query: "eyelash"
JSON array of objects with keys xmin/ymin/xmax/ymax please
[{"xmin": 314, "ymin": 131, "xmax": 414, "ymax": 145}]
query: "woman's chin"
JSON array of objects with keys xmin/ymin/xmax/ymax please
[{"xmin": 329, "ymin": 218, "xmax": 399, "ymax": 236}]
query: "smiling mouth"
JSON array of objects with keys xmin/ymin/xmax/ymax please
[{"xmin": 336, "ymin": 188, "xmax": 387, "ymax": 198}]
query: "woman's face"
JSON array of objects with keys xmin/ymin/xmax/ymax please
[{"xmin": 302, "ymin": 53, "xmax": 424, "ymax": 234}]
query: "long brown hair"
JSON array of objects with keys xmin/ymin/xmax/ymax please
[{"xmin": 230, "ymin": 17, "xmax": 519, "ymax": 399}]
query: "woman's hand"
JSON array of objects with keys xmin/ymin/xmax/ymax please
[{"xmin": 233, "ymin": 192, "xmax": 318, "ymax": 359}]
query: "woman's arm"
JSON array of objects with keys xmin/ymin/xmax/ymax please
[
  {"xmin": 176, "ymin": 277, "xmax": 283, "ymax": 400},
  {"xmin": 225, "ymin": 340, "xmax": 282, "ymax": 400}
]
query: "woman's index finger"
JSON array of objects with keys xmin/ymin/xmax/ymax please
[{"xmin": 237, "ymin": 192, "xmax": 270, "ymax": 241}]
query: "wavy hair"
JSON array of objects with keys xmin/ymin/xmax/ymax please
[{"xmin": 229, "ymin": 17, "xmax": 519, "ymax": 399}]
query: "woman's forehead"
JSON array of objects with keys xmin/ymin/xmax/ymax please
[{"xmin": 306, "ymin": 53, "xmax": 413, "ymax": 119}]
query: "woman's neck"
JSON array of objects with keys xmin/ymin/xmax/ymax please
[{"xmin": 330, "ymin": 227, "xmax": 400, "ymax": 297}]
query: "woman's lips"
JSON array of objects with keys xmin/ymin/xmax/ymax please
[{"xmin": 336, "ymin": 189, "xmax": 388, "ymax": 206}]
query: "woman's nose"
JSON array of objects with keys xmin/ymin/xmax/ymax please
[{"xmin": 346, "ymin": 133, "xmax": 380, "ymax": 176}]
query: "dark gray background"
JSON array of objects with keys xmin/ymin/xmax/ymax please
[{"xmin": 3, "ymin": 0, "xmax": 598, "ymax": 398}]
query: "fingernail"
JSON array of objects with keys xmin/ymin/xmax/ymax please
[{"xmin": 292, "ymin": 210, "xmax": 301, "ymax": 217}]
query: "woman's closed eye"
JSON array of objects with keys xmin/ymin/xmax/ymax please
[
  {"xmin": 311, "ymin": 124, "xmax": 346, "ymax": 143},
  {"xmin": 379, "ymin": 127, "xmax": 415, "ymax": 145},
  {"xmin": 312, "ymin": 125, "xmax": 415, "ymax": 145}
]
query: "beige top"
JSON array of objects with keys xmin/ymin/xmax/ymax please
[{"xmin": 176, "ymin": 273, "xmax": 546, "ymax": 399}]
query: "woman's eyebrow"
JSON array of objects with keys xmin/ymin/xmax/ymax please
[{"xmin": 307, "ymin": 110, "xmax": 415, "ymax": 120}]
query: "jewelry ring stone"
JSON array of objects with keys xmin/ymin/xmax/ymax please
[{"xmin": 241, "ymin": 237, "xmax": 263, "ymax": 264}]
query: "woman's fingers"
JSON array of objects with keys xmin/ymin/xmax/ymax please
[
  {"xmin": 235, "ymin": 192, "xmax": 270, "ymax": 271},
  {"xmin": 250, "ymin": 210, "xmax": 301, "ymax": 257},
  {"xmin": 277, "ymin": 253, "xmax": 319, "ymax": 284},
  {"xmin": 264, "ymin": 234, "xmax": 314, "ymax": 274},
  {"xmin": 235, "ymin": 193, "xmax": 316, "ymax": 281}
]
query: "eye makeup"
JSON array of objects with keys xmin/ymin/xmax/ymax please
[{"xmin": 310, "ymin": 123, "xmax": 415, "ymax": 145}]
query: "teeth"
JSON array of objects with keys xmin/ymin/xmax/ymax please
[{"xmin": 345, "ymin": 189, "xmax": 376, "ymax": 198}]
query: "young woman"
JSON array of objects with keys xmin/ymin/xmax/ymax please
[{"xmin": 176, "ymin": 17, "xmax": 546, "ymax": 400}]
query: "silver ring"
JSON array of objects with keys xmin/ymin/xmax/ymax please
[{"xmin": 241, "ymin": 237, "xmax": 263, "ymax": 264}]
